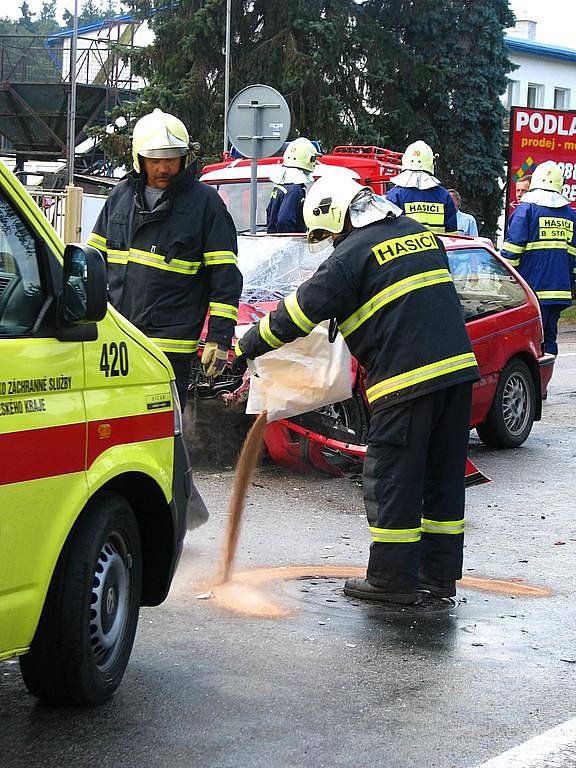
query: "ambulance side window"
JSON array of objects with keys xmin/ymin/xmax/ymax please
[{"xmin": 0, "ymin": 195, "xmax": 45, "ymax": 336}]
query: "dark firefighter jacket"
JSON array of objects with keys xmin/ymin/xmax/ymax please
[
  {"xmin": 266, "ymin": 183, "xmax": 307, "ymax": 233},
  {"xmin": 237, "ymin": 215, "xmax": 479, "ymax": 410},
  {"xmin": 501, "ymin": 202, "xmax": 576, "ymax": 306},
  {"xmin": 386, "ymin": 184, "xmax": 458, "ymax": 235},
  {"xmin": 87, "ymin": 167, "xmax": 242, "ymax": 356}
]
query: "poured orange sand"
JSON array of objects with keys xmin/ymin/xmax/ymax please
[{"xmin": 200, "ymin": 565, "xmax": 551, "ymax": 619}]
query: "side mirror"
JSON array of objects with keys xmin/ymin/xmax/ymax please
[{"xmin": 62, "ymin": 244, "xmax": 107, "ymax": 324}]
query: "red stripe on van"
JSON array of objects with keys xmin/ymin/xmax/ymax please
[
  {"xmin": 0, "ymin": 411, "xmax": 174, "ymax": 486},
  {"xmin": 0, "ymin": 422, "xmax": 86, "ymax": 486},
  {"xmin": 87, "ymin": 411, "xmax": 173, "ymax": 467}
]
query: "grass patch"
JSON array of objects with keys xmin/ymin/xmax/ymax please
[{"xmin": 560, "ymin": 302, "xmax": 576, "ymax": 324}]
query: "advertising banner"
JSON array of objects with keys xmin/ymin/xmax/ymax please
[{"xmin": 506, "ymin": 106, "xmax": 576, "ymax": 226}]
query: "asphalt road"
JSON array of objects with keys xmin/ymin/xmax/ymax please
[{"xmin": 2, "ymin": 330, "xmax": 576, "ymax": 768}]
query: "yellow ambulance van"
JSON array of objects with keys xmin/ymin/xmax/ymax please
[{"xmin": 0, "ymin": 162, "xmax": 204, "ymax": 705}]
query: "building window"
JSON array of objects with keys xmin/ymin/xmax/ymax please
[
  {"xmin": 554, "ymin": 88, "xmax": 570, "ymax": 110},
  {"xmin": 527, "ymin": 83, "xmax": 544, "ymax": 108},
  {"xmin": 506, "ymin": 80, "xmax": 520, "ymax": 108}
]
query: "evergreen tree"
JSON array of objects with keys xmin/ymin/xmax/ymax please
[
  {"xmin": 125, "ymin": 0, "xmax": 364, "ymax": 158},
  {"xmin": 361, "ymin": 0, "xmax": 455, "ymax": 150},
  {"xmin": 363, "ymin": 0, "xmax": 513, "ymax": 238},
  {"xmin": 441, "ymin": 0, "xmax": 515, "ymax": 238},
  {"xmin": 102, "ymin": 0, "xmax": 513, "ymax": 235}
]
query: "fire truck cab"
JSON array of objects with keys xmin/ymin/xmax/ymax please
[{"xmin": 200, "ymin": 146, "xmax": 402, "ymax": 232}]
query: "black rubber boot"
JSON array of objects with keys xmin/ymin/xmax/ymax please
[
  {"xmin": 419, "ymin": 580, "xmax": 457, "ymax": 598},
  {"xmin": 343, "ymin": 578, "xmax": 418, "ymax": 604}
]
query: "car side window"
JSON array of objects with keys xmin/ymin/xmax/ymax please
[
  {"xmin": 0, "ymin": 193, "xmax": 46, "ymax": 336},
  {"xmin": 447, "ymin": 247, "xmax": 526, "ymax": 321}
]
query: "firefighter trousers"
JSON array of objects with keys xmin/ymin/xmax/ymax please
[
  {"xmin": 166, "ymin": 353, "xmax": 192, "ymax": 409},
  {"xmin": 363, "ymin": 382, "xmax": 473, "ymax": 592},
  {"xmin": 540, "ymin": 305, "xmax": 563, "ymax": 356}
]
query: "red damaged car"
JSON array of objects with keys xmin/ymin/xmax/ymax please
[{"xmin": 195, "ymin": 231, "xmax": 554, "ymax": 480}]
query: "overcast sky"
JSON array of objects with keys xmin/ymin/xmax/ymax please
[{"xmin": 5, "ymin": 0, "xmax": 576, "ymax": 49}]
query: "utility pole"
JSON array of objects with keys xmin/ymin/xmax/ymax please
[
  {"xmin": 223, "ymin": 0, "xmax": 232, "ymax": 154},
  {"xmin": 65, "ymin": 0, "xmax": 82, "ymax": 244},
  {"xmin": 67, "ymin": 0, "xmax": 79, "ymax": 186}
]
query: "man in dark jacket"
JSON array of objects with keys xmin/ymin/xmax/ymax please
[
  {"xmin": 236, "ymin": 177, "xmax": 479, "ymax": 604},
  {"xmin": 266, "ymin": 137, "xmax": 319, "ymax": 233},
  {"xmin": 387, "ymin": 140, "xmax": 458, "ymax": 235},
  {"xmin": 502, "ymin": 161, "xmax": 576, "ymax": 356},
  {"xmin": 87, "ymin": 108, "xmax": 242, "ymax": 406}
]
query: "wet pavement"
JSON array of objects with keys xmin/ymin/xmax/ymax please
[{"xmin": 2, "ymin": 329, "xmax": 576, "ymax": 767}]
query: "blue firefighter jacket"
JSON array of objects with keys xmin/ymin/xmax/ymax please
[
  {"xmin": 501, "ymin": 203, "xmax": 576, "ymax": 306},
  {"xmin": 266, "ymin": 183, "xmax": 307, "ymax": 234},
  {"xmin": 386, "ymin": 184, "xmax": 458, "ymax": 235}
]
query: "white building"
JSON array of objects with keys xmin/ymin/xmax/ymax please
[
  {"xmin": 504, "ymin": 19, "xmax": 576, "ymax": 112},
  {"xmin": 47, "ymin": 13, "xmax": 154, "ymax": 90}
]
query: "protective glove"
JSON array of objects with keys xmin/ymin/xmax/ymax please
[
  {"xmin": 201, "ymin": 342, "xmax": 229, "ymax": 378},
  {"xmin": 231, "ymin": 351, "xmax": 248, "ymax": 377}
]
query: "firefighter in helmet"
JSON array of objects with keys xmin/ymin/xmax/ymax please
[
  {"xmin": 87, "ymin": 108, "xmax": 242, "ymax": 406},
  {"xmin": 387, "ymin": 140, "xmax": 458, "ymax": 235},
  {"xmin": 502, "ymin": 160, "xmax": 576, "ymax": 356},
  {"xmin": 235, "ymin": 176, "xmax": 479, "ymax": 604},
  {"xmin": 266, "ymin": 137, "xmax": 319, "ymax": 234}
]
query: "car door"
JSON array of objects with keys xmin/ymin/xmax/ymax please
[{"xmin": 0, "ymin": 189, "xmax": 87, "ymax": 657}]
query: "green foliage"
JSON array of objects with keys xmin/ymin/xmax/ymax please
[
  {"xmin": 124, "ymin": 0, "xmax": 367, "ymax": 159},
  {"xmin": 108, "ymin": 0, "xmax": 514, "ymax": 234},
  {"xmin": 441, "ymin": 0, "xmax": 516, "ymax": 238}
]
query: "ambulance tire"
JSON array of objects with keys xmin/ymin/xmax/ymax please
[
  {"xmin": 476, "ymin": 359, "xmax": 535, "ymax": 448},
  {"xmin": 20, "ymin": 492, "xmax": 142, "ymax": 705}
]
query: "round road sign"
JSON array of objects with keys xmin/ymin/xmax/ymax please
[{"xmin": 227, "ymin": 84, "xmax": 291, "ymax": 159}]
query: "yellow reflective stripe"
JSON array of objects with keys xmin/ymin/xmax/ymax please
[
  {"xmin": 536, "ymin": 290, "xmax": 572, "ymax": 300},
  {"xmin": 503, "ymin": 257, "xmax": 521, "ymax": 267},
  {"xmin": 129, "ymin": 248, "xmax": 201, "ymax": 275},
  {"xmin": 258, "ymin": 314, "xmax": 284, "ymax": 349},
  {"xmin": 366, "ymin": 352, "xmax": 478, "ymax": 404},
  {"xmin": 369, "ymin": 526, "xmax": 422, "ymax": 543},
  {"xmin": 502, "ymin": 241, "xmax": 524, "ymax": 255},
  {"xmin": 568, "ymin": 244, "xmax": 576, "ymax": 257},
  {"xmin": 204, "ymin": 250, "xmax": 238, "ymax": 266},
  {"xmin": 209, "ymin": 301, "xmax": 238, "ymax": 321},
  {"xmin": 405, "ymin": 211, "xmax": 445, "ymax": 226},
  {"xmin": 524, "ymin": 240, "xmax": 571, "ymax": 252},
  {"xmin": 339, "ymin": 269, "xmax": 452, "ymax": 339},
  {"xmin": 421, "ymin": 518, "xmax": 465, "ymax": 535},
  {"xmin": 284, "ymin": 292, "xmax": 315, "ymax": 334},
  {"xmin": 107, "ymin": 248, "xmax": 129, "ymax": 265},
  {"xmin": 234, "ymin": 340, "xmax": 243, "ymax": 356},
  {"xmin": 88, "ymin": 232, "xmax": 106, "ymax": 247},
  {"xmin": 149, "ymin": 337, "xmax": 199, "ymax": 354}
]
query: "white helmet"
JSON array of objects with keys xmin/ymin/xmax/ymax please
[
  {"xmin": 303, "ymin": 176, "xmax": 365, "ymax": 252},
  {"xmin": 283, "ymin": 137, "xmax": 319, "ymax": 173},
  {"xmin": 530, "ymin": 161, "xmax": 564, "ymax": 194},
  {"xmin": 401, "ymin": 140, "xmax": 435, "ymax": 173},
  {"xmin": 132, "ymin": 108, "xmax": 189, "ymax": 173}
]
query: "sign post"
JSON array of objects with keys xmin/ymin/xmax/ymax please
[
  {"xmin": 226, "ymin": 85, "xmax": 291, "ymax": 234},
  {"xmin": 506, "ymin": 106, "xmax": 576, "ymax": 229}
]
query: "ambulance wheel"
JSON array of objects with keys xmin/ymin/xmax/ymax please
[
  {"xmin": 20, "ymin": 492, "xmax": 142, "ymax": 705},
  {"xmin": 476, "ymin": 359, "xmax": 535, "ymax": 448}
]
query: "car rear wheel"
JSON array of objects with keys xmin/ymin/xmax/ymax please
[
  {"xmin": 476, "ymin": 359, "xmax": 536, "ymax": 448},
  {"xmin": 20, "ymin": 492, "xmax": 142, "ymax": 705}
]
